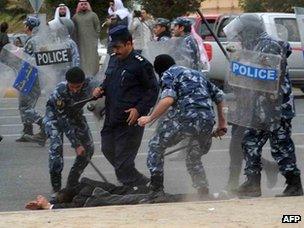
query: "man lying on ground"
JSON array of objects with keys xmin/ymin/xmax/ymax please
[{"xmin": 25, "ymin": 177, "xmax": 180, "ymax": 210}]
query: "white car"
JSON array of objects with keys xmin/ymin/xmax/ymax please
[{"xmin": 97, "ymin": 39, "xmax": 107, "ymax": 65}]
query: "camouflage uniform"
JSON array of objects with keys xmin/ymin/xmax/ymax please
[
  {"xmin": 242, "ymin": 33, "xmax": 300, "ymax": 177},
  {"xmin": 18, "ymin": 35, "xmax": 43, "ymax": 126},
  {"xmin": 44, "ymin": 79, "xmax": 96, "ymax": 191},
  {"xmin": 147, "ymin": 65, "xmax": 224, "ymax": 189},
  {"xmin": 154, "ymin": 18, "xmax": 171, "ymax": 42}
]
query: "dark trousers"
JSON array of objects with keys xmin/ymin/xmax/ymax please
[{"xmin": 101, "ymin": 125, "xmax": 147, "ymax": 186}]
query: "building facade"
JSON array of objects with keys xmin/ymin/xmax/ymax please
[{"xmin": 201, "ymin": 0, "xmax": 243, "ymax": 14}]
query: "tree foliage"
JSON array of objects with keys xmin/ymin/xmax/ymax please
[
  {"xmin": 139, "ymin": 0, "xmax": 202, "ymax": 20},
  {"xmin": 2, "ymin": 0, "xmax": 32, "ymax": 14},
  {"xmin": 239, "ymin": 0, "xmax": 304, "ymax": 13}
]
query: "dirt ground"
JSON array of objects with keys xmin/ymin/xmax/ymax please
[{"xmin": 0, "ymin": 196, "xmax": 303, "ymax": 228}]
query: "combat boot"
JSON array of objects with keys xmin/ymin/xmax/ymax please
[
  {"xmin": 140, "ymin": 174, "xmax": 166, "ymax": 203},
  {"xmin": 0, "ymin": 135, "xmax": 2, "ymax": 142},
  {"xmin": 276, "ymin": 172, "xmax": 303, "ymax": 197},
  {"xmin": 24, "ymin": 119, "xmax": 47, "ymax": 146},
  {"xmin": 237, "ymin": 173, "xmax": 261, "ymax": 197},
  {"xmin": 16, "ymin": 124, "xmax": 33, "ymax": 142}
]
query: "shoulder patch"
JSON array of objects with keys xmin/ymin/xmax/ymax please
[
  {"xmin": 135, "ymin": 54, "xmax": 144, "ymax": 62},
  {"xmin": 56, "ymin": 99, "xmax": 65, "ymax": 110}
]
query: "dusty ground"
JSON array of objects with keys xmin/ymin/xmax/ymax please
[{"xmin": 0, "ymin": 196, "xmax": 303, "ymax": 228}]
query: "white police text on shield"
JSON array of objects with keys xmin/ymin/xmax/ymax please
[
  {"xmin": 35, "ymin": 49, "xmax": 72, "ymax": 66},
  {"xmin": 231, "ymin": 61, "xmax": 277, "ymax": 81}
]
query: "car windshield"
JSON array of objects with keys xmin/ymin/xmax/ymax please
[{"xmin": 274, "ymin": 18, "xmax": 300, "ymax": 42}]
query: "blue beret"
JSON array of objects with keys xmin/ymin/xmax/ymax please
[
  {"xmin": 172, "ymin": 17, "xmax": 192, "ymax": 28},
  {"xmin": 109, "ymin": 25, "xmax": 130, "ymax": 45}
]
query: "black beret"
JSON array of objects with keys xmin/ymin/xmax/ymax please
[
  {"xmin": 154, "ymin": 54, "xmax": 176, "ymax": 75},
  {"xmin": 65, "ymin": 67, "xmax": 85, "ymax": 83}
]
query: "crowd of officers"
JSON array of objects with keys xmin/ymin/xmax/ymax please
[{"xmin": 1, "ymin": 0, "xmax": 303, "ymax": 205}]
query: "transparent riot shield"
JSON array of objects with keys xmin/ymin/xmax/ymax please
[
  {"xmin": 0, "ymin": 43, "xmax": 39, "ymax": 95},
  {"xmin": 30, "ymin": 20, "xmax": 76, "ymax": 94},
  {"xmin": 0, "ymin": 62, "xmax": 16, "ymax": 98},
  {"xmin": 142, "ymin": 36, "xmax": 208, "ymax": 72},
  {"xmin": 295, "ymin": 7, "xmax": 304, "ymax": 60},
  {"xmin": 223, "ymin": 15, "xmax": 285, "ymax": 130}
]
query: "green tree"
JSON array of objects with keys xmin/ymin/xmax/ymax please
[
  {"xmin": 139, "ymin": 0, "xmax": 202, "ymax": 19},
  {"xmin": 2, "ymin": 0, "xmax": 32, "ymax": 14},
  {"xmin": 239, "ymin": 0, "xmax": 304, "ymax": 13},
  {"xmin": 239, "ymin": 0, "xmax": 264, "ymax": 12}
]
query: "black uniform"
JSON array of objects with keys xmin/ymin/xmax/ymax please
[{"xmin": 101, "ymin": 50, "xmax": 159, "ymax": 186}]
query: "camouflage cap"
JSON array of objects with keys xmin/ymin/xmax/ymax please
[
  {"xmin": 23, "ymin": 16, "xmax": 40, "ymax": 30},
  {"xmin": 154, "ymin": 18, "xmax": 170, "ymax": 27},
  {"xmin": 172, "ymin": 17, "xmax": 192, "ymax": 29}
]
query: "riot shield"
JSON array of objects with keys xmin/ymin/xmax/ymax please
[
  {"xmin": 0, "ymin": 62, "xmax": 16, "ymax": 98},
  {"xmin": 294, "ymin": 7, "xmax": 304, "ymax": 61},
  {"xmin": 0, "ymin": 43, "xmax": 39, "ymax": 95},
  {"xmin": 142, "ymin": 36, "xmax": 209, "ymax": 72},
  {"xmin": 31, "ymin": 19, "xmax": 75, "ymax": 93},
  {"xmin": 223, "ymin": 15, "xmax": 284, "ymax": 130}
]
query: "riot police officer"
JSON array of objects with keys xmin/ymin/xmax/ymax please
[
  {"xmin": 171, "ymin": 17, "xmax": 201, "ymax": 70},
  {"xmin": 44, "ymin": 67, "xmax": 96, "ymax": 193},
  {"xmin": 16, "ymin": 16, "xmax": 43, "ymax": 142},
  {"xmin": 138, "ymin": 54, "xmax": 227, "ymax": 198},
  {"xmin": 93, "ymin": 25, "xmax": 159, "ymax": 187},
  {"xmin": 224, "ymin": 14, "xmax": 303, "ymax": 197},
  {"xmin": 153, "ymin": 18, "xmax": 171, "ymax": 42}
]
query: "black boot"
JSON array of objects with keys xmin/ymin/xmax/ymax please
[
  {"xmin": 23, "ymin": 119, "xmax": 47, "ymax": 146},
  {"xmin": 140, "ymin": 174, "xmax": 165, "ymax": 203},
  {"xmin": 237, "ymin": 173, "xmax": 261, "ymax": 198},
  {"xmin": 276, "ymin": 172, "xmax": 303, "ymax": 197},
  {"xmin": 16, "ymin": 124, "xmax": 33, "ymax": 142},
  {"xmin": 0, "ymin": 135, "xmax": 2, "ymax": 142}
]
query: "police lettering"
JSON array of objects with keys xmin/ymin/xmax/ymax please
[
  {"xmin": 231, "ymin": 61, "xmax": 277, "ymax": 81},
  {"xmin": 35, "ymin": 49, "xmax": 72, "ymax": 66}
]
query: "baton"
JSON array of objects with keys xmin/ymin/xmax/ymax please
[
  {"xmin": 196, "ymin": 9, "xmax": 230, "ymax": 61},
  {"xmin": 164, "ymin": 127, "xmax": 228, "ymax": 157},
  {"xmin": 71, "ymin": 96, "xmax": 102, "ymax": 110},
  {"xmin": 88, "ymin": 160, "xmax": 109, "ymax": 183},
  {"xmin": 164, "ymin": 144, "xmax": 198, "ymax": 157}
]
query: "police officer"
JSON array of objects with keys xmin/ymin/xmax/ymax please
[
  {"xmin": 138, "ymin": 54, "xmax": 227, "ymax": 198},
  {"xmin": 171, "ymin": 17, "xmax": 201, "ymax": 70},
  {"xmin": 16, "ymin": 16, "xmax": 45, "ymax": 143},
  {"xmin": 153, "ymin": 18, "xmax": 171, "ymax": 42},
  {"xmin": 25, "ymin": 18, "xmax": 81, "ymax": 145},
  {"xmin": 44, "ymin": 67, "xmax": 95, "ymax": 193},
  {"xmin": 93, "ymin": 25, "xmax": 159, "ymax": 187},
  {"xmin": 230, "ymin": 14, "xmax": 303, "ymax": 197}
]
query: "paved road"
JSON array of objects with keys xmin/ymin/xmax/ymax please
[{"xmin": 1, "ymin": 93, "xmax": 304, "ymax": 212}]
